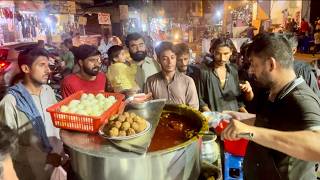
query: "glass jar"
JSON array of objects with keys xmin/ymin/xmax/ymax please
[{"xmin": 201, "ymin": 134, "xmax": 220, "ymax": 164}]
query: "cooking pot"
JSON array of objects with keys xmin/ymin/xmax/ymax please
[{"xmin": 61, "ymin": 103, "xmax": 207, "ymax": 180}]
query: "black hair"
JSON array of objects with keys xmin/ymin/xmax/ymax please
[
  {"xmin": 0, "ymin": 124, "xmax": 17, "ymax": 178},
  {"xmin": 209, "ymin": 37, "xmax": 238, "ymax": 63},
  {"xmin": 107, "ymin": 45, "xmax": 123, "ymax": 62},
  {"xmin": 248, "ymin": 33, "xmax": 293, "ymax": 68},
  {"xmin": 63, "ymin": 39, "xmax": 73, "ymax": 48},
  {"xmin": 37, "ymin": 40, "xmax": 44, "ymax": 45},
  {"xmin": 18, "ymin": 47, "xmax": 49, "ymax": 70},
  {"xmin": 155, "ymin": 41, "xmax": 174, "ymax": 59},
  {"xmin": 174, "ymin": 43, "xmax": 189, "ymax": 57},
  {"xmin": 73, "ymin": 44, "xmax": 100, "ymax": 63},
  {"xmin": 125, "ymin": 33, "xmax": 144, "ymax": 48}
]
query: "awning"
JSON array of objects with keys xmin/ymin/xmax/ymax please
[
  {"xmin": 15, "ymin": 1, "xmax": 45, "ymax": 12},
  {"xmin": 0, "ymin": 1, "xmax": 14, "ymax": 8}
]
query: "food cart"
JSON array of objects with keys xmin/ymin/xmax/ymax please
[{"xmin": 47, "ymin": 92, "xmax": 221, "ymax": 180}]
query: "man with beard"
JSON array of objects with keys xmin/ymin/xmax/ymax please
[
  {"xmin": 221, "ymin": 33, "xmax": 320, "ymax": 179},
  {"xmin": 125, "ymin": 33, "xmax": 160, "ymax": 89},
  {"xmin": 144, "ymin": 42, "xmax": 199, "ymax": 109},
  {"xmin": 285, "ymin": 33, "xmax": 320, "ymax": 98},
  {"xmin": 61, "ymin": 45, "xmax": 106, "ymax": 98},
  {"xmin": 174, "ymin": 43, "xmax": 200, "ymax": 82},
  {"xmin": 0, "ymin": 48, "xmax": 66, "ymax": 180}
]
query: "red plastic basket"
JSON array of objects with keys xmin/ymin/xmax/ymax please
[{"xmin": 46, "ymin": 91, "xmax": 125, "ymax": 133}]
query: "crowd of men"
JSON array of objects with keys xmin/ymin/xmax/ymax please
[{"xmin": 0, "ymin": 31, "xmax": 320, "ymax": 180}]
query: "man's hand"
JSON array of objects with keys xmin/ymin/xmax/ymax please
[
  {"xmin": 240, "ymin": 81, "xmax": 252, "ymax": 94},
  {"xmin": 240, "ymin": 81, "xmax": 254, "ymax": 101},
  {"xmin": 222, "ymin": 110, "xmax": 256, "ymax": 125},
  {"xmin": 202, "ymin": 106, "xmax": 211, "ymax": 112},
  {"xmin": 46, "ymin": 153, "xmax": 61, "ymax": 167},
  {"xmin": 221, "ymin": 119, "xmax": 253, "ymax": 141},
  {"xmin": 46, "ymin": 153, "xmax": 69, "ymax": 167},
  {"xmin": 239, "ymin": 106, "xmax": 248, "ymax": 113}
]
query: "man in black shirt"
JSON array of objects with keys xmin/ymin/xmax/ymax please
[
  {"xmin": 285, "ymin": 33, "xmax": 320, "ymax": 98},
  {"xmin": 197, "ymin": 38, "xmax": 254, "ymax": 112},
  {"xmin": 222, "ymin": 33, "xmax": 320, "ymax": 179},
  {"xmin": 174, "ymin": 43, "xmax": 200, "ymax": 82}
]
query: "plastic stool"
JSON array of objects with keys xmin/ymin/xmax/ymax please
[{"xmin": 224, "ymin": 152, "xmax": 244, "ymax": 180}]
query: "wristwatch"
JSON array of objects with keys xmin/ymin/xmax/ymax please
[{"xmin": 237, "ymin": 132, "xmax": 254, "ymax": 140}]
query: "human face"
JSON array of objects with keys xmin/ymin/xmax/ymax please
[
  {"xmin": 249, "ymin": 55, "xmax": 273, "ymax": 89},
  {"xmin": 114, "ymin": 50, "xmax": 126, "ymax": 63},
  {"xmin": 60, "ymin": 44, "xmax": 68, "ymax": 52},
  {"xmin": 213, "ymin": 46, "xmax": 232, "ymax": 66},
  {"xmin": 26, "ymin": 56, "xmax": 51, "ymax": 86},
  {"xmin": 80, "ymin": 55, "xmax": 101, "ymax": 76},
  {"xmin": 176, "ymin": 53, "xmax": 190, "ymax": 73},
  {"xmin": 128, "ymin": 38, "xmax": 147, "ymax": 62},
  {"xmin": 128, "ymin": 38, "xmax": 146, "ymax": 54},
  {"xmin": 159, "ymin": 50, "xmax": 176, "ymax": 73}
]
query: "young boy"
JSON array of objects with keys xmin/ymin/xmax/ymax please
[{"xmin": 107, "ymin": 45, "xmax": 139, "ymax": 92}]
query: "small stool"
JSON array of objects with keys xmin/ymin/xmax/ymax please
[{"xmin": 224, "ymin": 152, "xmax": 244, "ymax": 180}]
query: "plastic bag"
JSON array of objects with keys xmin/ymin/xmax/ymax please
[{"xmin": 50, "ymin": 166, "xmax": 67, "ymax": 180}]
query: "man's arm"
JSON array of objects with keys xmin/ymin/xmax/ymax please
[
  {"xmin": 251, "ymin": 128, "xmax": 320, "ymax": 162},
  {"xmin": 221, "ymin": 119, "xmax": 320, "ymax": 161},
  {"xmin": 185, "ymin": 78, "xmax": 199, "ymax": 110},
  {"xmin": 0, "ymin": 95, "xmax": 19, "ymax": 130},
  {"xmin": 223, "ymin": 111, "xmax": 256, "ymax": 125},
  {"xmin": 240, "ymin": 81, "xmax": 254, "ymax": 101},
  {"xmin": 143, "ymin": 78, "xmax": 153, "ymax": 98},
  {"xmin": 195, "ymin": 71, "xmax": 210, "ymax": 112}
]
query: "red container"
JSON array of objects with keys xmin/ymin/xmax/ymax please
[
  {"xmin": 214, "ymin": 120, "xmax": 249, "ymax": 156},
  {"xmin": 214, "ymin": 119, "xmax": 229, "ymax": 135},
  {"xmin": 224, "ymin": 139, "xmax": 249, "ymax": 157},
  {"xmin": 46, "ymin": 91, "xmax": 125, "ymax": 133}
]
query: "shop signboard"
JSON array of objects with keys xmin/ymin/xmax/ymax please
[
  {"xmin": 46, "ymin": 1, "xmax": 76, "ymax": 14},
  {"xmin": 0, "ymin": 1, "xmax": 14, "ymax": 8},
  {"xmin": 119, "ymin": 5, "xmax": 128, "ymax": 20},
  {"xmin": 98, "ymin": 13, "xmax": 111, "ymax": 25},
  {"xmin": 78, "ymin": 16, "xmax": 87, "ymax": 25},
  {"xmin": 15, "ymin": 1, "xmax": 45, "ymax": 12}
]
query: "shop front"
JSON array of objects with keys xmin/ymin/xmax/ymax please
[
  {"xmin": 0, "ymin": 1, "xmax": 15, "ymax": 44},
  {"xmin": 14, "ymin": 1, "xmax": 47, "ymax": 42},
  {"xmin": 45, "ymin": 1, "xmax": 76, "ymax": 44}
]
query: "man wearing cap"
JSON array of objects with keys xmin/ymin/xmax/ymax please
[
  {"xmin": 61, "ymin": 44, "xmax": 107, "ymax": 98},
  {"xmin": 0, "ymin": 47, "xmax": 66, "ymax": 180}
]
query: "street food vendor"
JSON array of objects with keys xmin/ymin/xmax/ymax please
[
  {"xmin": 222, "ymin": 33, "xmax": 320, "ymax": 179},
  {"xmin": 144, "ymin": 41, "xmax": 199, "ymax": 110}
]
